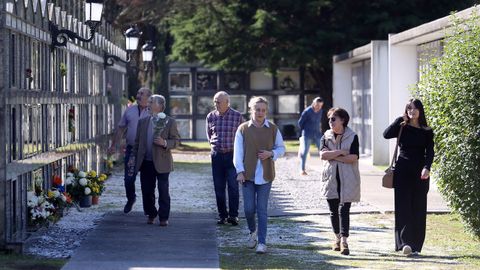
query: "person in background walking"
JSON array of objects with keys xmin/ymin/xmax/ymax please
[
  {"xmin": 383, "ymin": 98, "xmax": 434, "ymax": 257},
  {"xmin": 129, "ymin": 95, "xmax": 180, "ymax": 226},
  {"xmin": 109, "ymin": 87, "xmax": 152, "ymax": 213},
  {"xmin": 320, "ymin": 108, "xmax": 360, "ymax": 256},
  {"xmin": 234, "ymin": 96, "xmax": 285, "ymax": 254},
  {"xmin": 206, "ymin": 91, "xmax": 244, "ymax": 225},
  {"xmin": 298, "ymin": 97, "xmax": 325, "ymax": 175}
]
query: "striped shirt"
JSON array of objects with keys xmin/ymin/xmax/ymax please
[{"xmin": 206, "ymin": 107, "xmax": 243, "ymax": 152}]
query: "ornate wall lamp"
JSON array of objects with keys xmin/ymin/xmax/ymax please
[
  {"xmin": 50, "ymin": 0, "xmax": 104, "ymax": 49},
  {"xmin": 104, "ymin": 26, "xmax": 141, "ymax": 67},
  {"xmin": 104, "ymin": 26, "xmax": 156, "ymax": 71},
  {"xmin": 141, "ymin": 41, "xmax": 156, "ymax": 71}
]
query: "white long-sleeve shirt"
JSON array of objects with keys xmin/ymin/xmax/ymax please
[{"xmin": 233, "ymin": 119, "xmax": 286, "ymax": 185}]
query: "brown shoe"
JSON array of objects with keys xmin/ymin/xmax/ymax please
[
  {"xmin": 340, "ymin": 242, "xmax": 350, "ymax": 255},
  {"xmin": 147, "ymin": 217, "xmax": 155, "ymax": 224},
  {"xmin": 159, "ymin": 220, "xmax": 169, "ymax": 227},
  {"xmin": 332, "ymin": 240, "xmax": 341, "ymax": 251}
]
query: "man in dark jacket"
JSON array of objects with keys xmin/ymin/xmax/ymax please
[{"xmin": 298, "ymin": 97, "xmax": 325, "ymax": 175}]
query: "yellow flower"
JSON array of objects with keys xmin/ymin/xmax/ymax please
[
  {"xmin": 47, "ymin": 191, "xmax": 55, "ymax": 199},
  {"xmin": 89, "ymin": 170, "xmax": 97, "ymax": 178}
]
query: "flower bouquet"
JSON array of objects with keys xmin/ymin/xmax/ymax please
[
  {"xmin": 65, "ymin": 169, "xmax": 92, "ymax": 203},
  {"xmin": 27, "ymin": 191, "xmax": 55, "ymax": 227},
  {"xmin": 152, "ymin": 112, "xmax": 168, "ymax": 138}
]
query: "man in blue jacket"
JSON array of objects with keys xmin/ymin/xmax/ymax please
[{"xmin": 298, "ymin": 97, "xmax": 324, "ymax": 175}]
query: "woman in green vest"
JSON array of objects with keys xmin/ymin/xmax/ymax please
[
  {"xmin": 233, "ymin": 96, "xmax": 286, "ymax": 254},
  {"xmin": 320, "ymin": 108, "xmax": 361, "ymax": 256}
]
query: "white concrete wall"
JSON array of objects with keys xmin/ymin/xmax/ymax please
[
  {"xmin": 370, "ymin": 41, "xmax": 390, "ymax": 165},
  {"xmin": 332, "ymin": 62, "xmax": 352, "ymax": 112},
  {"xmin": 388, "ymin": 41, "xmax": 418, "ymax": 156}
]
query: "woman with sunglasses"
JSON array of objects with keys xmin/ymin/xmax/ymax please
[
  {"xmin": 320, "ymin": 108, "xmax": 360, "ymax": 255},
  {"xmin": 383, "ymin": 98, "xmax": 434, "ymax": 257}
]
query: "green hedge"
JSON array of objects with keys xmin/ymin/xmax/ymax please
[{"xmin": 415, "ymin": 14, "xmax": 480, "ymax": 238}]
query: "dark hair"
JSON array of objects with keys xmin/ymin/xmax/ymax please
[
  {"xmin": 327, "ymin": 107, "xmax": 350, "ymax": 127},
  {"xmin": 404, "ymin": 98, "xmax": 429, "ymax": 128}
]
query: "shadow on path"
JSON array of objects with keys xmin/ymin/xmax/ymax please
[{"xmin": 62, "ymin": 211, "xmax": 219, "ymax": 270}]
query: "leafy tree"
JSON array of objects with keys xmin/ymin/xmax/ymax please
[
  {"xmin": 415, "ymin": 14, "xmax": 480, "ymax": 238},
  {"xmin": 166, "ymin": 0, "xmax": 477, "ymax": 106},
  {"xmin": 110, "ymin": 0, "xmax": 477, "ymax": 106}
]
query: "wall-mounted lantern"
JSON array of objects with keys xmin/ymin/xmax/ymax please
[{"xmin": 50, "ymin": 0, "xmax": 104, "ymax": 49}]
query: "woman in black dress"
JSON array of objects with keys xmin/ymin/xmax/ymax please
[{"xmin": 383, "ymin": 98, "xmax": 434, "ymax": 256}]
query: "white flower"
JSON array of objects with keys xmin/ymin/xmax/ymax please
[
  {"xmin": 60, "ymin": 194, "xmax": 67, "ymax": 202},
  {"xmin": 84, "ymin": 187, "xmax": 91, "ymax": 195},
  {"xmin": 79, "ymin": 178, "xmax": 88, "ymax": 186},
  {"xmin": 65, "ymin": 177, "xmax": 74, "ymax": 185},
  {"xmin": 78, "ymin": 171, "xmax": 87, "ymax": 178},
  {"xmin": 66, "ymin": 172, "xmax": 74, "ymax": 178},
  {"xmin": 157, "ymin": 112, "xmax": 166, "ymax": 119},
  {"xmin": 53, "ymin": 190, "xmax": 61, "ymax": 198}
]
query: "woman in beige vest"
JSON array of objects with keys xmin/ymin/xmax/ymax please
[
  {"xmin": 320, "ymin": 108, "xmax": 360, "ymax": 255},
  {"xmin": 233, "ymin": 96, "xmax": 285, "ymax": 254}
]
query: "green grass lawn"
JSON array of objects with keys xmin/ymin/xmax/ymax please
[
  {"xmin": 0, "ymin": 253, "xmax": 65, "ymax": 270},
  {"xmin": 178, "ymin": 140, "xmax": 316, "ymax": 154},
  {"xmin": 219, "ymin": 213, "xmax": 480, "ymax": 269}
]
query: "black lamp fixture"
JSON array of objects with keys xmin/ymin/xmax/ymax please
[
  {"xmin": 104, "ymin": 26, "xmax": 142, "ymax": 67},
  {"xmin": 50, "ymin": 0, "xmax": 104, "ymax": 49},
  {"xmin": 141, "ymin": 41, "xmax": 156, "ymax": 72}
]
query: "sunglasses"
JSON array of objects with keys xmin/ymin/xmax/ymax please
[{"xmin": 329, "ymin": 117, "xmax": 336, "ymax": 122}]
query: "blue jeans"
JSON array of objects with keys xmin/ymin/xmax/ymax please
[
  {"xmin": 211, "ymin": 151, "xmax": 239, "ymax": 219},
  {"xmin": 299, "ymin": 136, "xmax": 321, "ymax": 171},
  {"xmin": 124, "ymin": 145, "xmax": 137, "ymax": 202},
  {"xmin": 243, "ymin": 181, "xmax": 272, "ymax": 245}
]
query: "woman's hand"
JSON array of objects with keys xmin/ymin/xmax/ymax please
[
  {"xmin": 258, "ymin": 150, "xmax": 273, "ymax": 160},
  {"xmin": 237, "ymin": 172, "xmax": 245, "ymax": 184},
  {"xmin": 421, "ymin": 168, "xmax": 430, "ymax": 180},
  {"xmin": 402, "ymin": 113, "xmax": 409, "ymax": 122}
]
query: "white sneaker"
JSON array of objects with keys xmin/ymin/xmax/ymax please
[
  {"xmin": 256, "ymin": 243, "xmax": 267, "ymax": 254},
  {"xmin": 402, "ymin": 245, "xmax": 412, "ymax": 255},
  {"xmin": 247, "ymin": 231, "xmax": 257, "ymax": 249}
]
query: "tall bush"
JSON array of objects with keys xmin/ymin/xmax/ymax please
[{"xmin": 415, "ymin": 14, "xmax": 480, "ymax": 238}]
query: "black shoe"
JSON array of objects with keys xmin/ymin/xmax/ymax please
[
  {"xmin": 217, "ymin": 218, "xmax": 227, "ymax": 225},
  {"xmin": 227, "ymin": 217, "xmax": 239, "ymax": 226},
  {"xmin": 123, "ymin": 199, "xmax": 136, "ymax": 213}
]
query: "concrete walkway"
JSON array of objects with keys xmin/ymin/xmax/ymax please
[
  {"xmin": 61, "ymin": 152, "xmax": 449, "ymax": 270},
  {"xmin": 62, "ymin": 211, "xmax": 219, "ymax": 270}
]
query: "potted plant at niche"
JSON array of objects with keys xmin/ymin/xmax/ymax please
[
  {"xmin": 88, "ymin": 171, "xmax": 106, "ymax": 205},
  {"xmin": 65, "ymin": 167, "xmax": 92, "ymax": 208}
]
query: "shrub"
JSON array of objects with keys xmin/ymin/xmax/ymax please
[{"xmin": 415, "ymin": 13, "xmax": 480, "ymax": 238}]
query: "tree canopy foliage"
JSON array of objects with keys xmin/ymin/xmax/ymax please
[{"xmin": 111, "ymin": 0, "xmax": 477, "ymax": 104}]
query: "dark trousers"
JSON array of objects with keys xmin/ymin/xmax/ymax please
[
  {"xmin": 123, "ymin": 145, "xmax": 137, "ymax": 202},
  {"xmin": 140, "ymin": 161, "xmax": 170, "ymax": 221},
  {"xmin": 327, "ymin": 199, "xmax": 351, "ymax": 237},
  {"xmin": 394, "ymin": 179, "xmax": 429, "ymax": 252},
  {"xmin": 211, "ymin": 151, "xmax": 239, "ymax": 219}
]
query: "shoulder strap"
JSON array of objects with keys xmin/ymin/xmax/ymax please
[{"xmin": 390, "ymin": 125, "xmax": 404, "ymax": 168}]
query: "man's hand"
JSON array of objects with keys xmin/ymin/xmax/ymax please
[{"xmin": 154, "ymin": 137, "xmax": 166, "ymax": 147}]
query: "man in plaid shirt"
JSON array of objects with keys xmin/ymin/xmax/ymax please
[{"xmin": 206, "ymin": 91, "xmax": 244, "ymax": 225}]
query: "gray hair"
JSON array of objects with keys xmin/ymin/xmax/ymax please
[
  {"xmin": 248, "ymin": 96, "xmax": 269, "ymax": 110},
  {"xmin": 213, "ymin": 91, "xmax": 230, "ymax": 103},
  {"xmin": 149, "ymin": 94, "xmax": 166, "ymax": 108},
  {"xmin": 138, "ymin": 87, "xmax": 152, "ymax": 96}
]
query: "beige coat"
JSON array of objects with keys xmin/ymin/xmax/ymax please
[
  {"xmin": 320, "ymin": 127, "xmax": 361, "ymax": 203},
  {"xmin": 132, "ymin": 115, "xmax": 180, "ymax": 174}
]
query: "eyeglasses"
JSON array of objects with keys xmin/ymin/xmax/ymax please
[{"xmin": 329, "ymin": 117, "xmax": 336, "ymax": 122}]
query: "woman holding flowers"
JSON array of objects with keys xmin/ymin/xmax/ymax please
[{"xmin": 129, "ymin": 95, "xmax": 180, "ymax": 226}]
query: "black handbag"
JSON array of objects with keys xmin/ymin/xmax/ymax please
[{"xmin": 382, "ymin": 125, "xmax": 403, "ymax": 188}]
